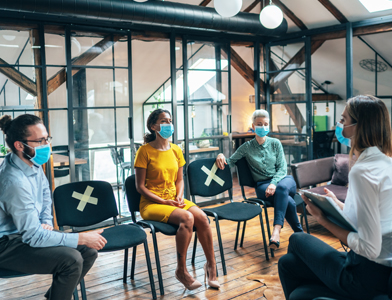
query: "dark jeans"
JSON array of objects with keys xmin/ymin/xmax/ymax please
[
  {"xmin": 255, "ymin": 175, "xmax": 302, "ymax": 232},
  {"xmin": 279, "ymin": 233, "xmax": 392, "ymax": 300},
  {"xmin": 0, "ymin": 234, "xmax": 98, "ymax": 300}
]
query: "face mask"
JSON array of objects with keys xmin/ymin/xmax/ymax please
[
  {"xmin": 255, "ymin": 125, "xmax": 269, "ymax": 138},
  {"xmin": 22, "ymin": 143, "xmax": 51, "ymax": 166},
  {"xmin": 157, "ymin": 124, "xmax": 174, "ymax": 139},
  {"xmin": 335, "ymin": 122, "xmax": 355, "ymax": 148}
]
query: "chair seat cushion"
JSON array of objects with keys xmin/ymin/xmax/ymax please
[
  {"xmin": 0, "ymin": 269, "xmax": 30, "ymax": 278},
  {"xmin": 140, "ymin": 220, "xmax": 179, "ymax": 235},
  {"xmin": 247, "ymin": 197, "xmax": 274, "ymax": 208},
  {"xmin": 307, "ymin": 184, "xmax": 347, "ymax": 202},
  {"xmin": 100, "ymin": 224, "xmax": 147, "ymax": 252},
  {"xmin": 203, "ymin": 202, "xmax": 262, "ymax": 222}
]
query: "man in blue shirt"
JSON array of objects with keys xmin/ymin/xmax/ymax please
[{"xmin": 0, "ymin": 114, "xmax": 107, "ymax": 300}]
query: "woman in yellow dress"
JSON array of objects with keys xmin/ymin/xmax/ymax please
[{"xmin": 134, "ymin": 109, "xmax": 220, "ymax": 290}]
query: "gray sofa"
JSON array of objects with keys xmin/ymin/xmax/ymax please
[{"xmin": 291, "ymin": 154, "xmax": 349, "ymax": 203}]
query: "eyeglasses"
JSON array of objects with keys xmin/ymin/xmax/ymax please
[{"xmin": 23, "ymin": 136, "xmax": 53, "ymax": 145}]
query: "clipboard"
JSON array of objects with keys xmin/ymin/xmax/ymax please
[{"xmin": 301, "ymin": 190, "xmax": 357, "ymax": 232}]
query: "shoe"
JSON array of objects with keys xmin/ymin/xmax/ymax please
[
  {"xmin": 175, "ymin": 272, "xmax": 202, "ymax": 291},
  {"xmin": 269, "ymin": 239, "xmax": 280, "ymax": 250},
  {"xmin": 203, "ymin": 263, "xmax": 221, "ymax": 289}
]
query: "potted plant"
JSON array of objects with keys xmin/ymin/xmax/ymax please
[{"xmin": 1, "ymin": 144, "xmax": 8, "ymax": 156}]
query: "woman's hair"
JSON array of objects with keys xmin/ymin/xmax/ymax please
[
  {"xmin": 144, "ymin": 109, "xmax": 171, "ymax": 144},
  {"xmin": 0, "ymin": 114, "xmax": 43, "ymax": 153},
  {"xmin": 252, "ymin": 109, "xmax": 269, "ymax": 123},
  {"xmin": 346, "ymin": 95, "xmax": 392, "ymax": 157}
]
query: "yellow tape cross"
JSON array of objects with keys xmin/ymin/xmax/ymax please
[
  {"xmin": 201, "ymin": 163, "xmax": 225, "ymax": 187},
  {"xmin": 72, "ymin": 186, "xmax": 98, "ymax": 212}
]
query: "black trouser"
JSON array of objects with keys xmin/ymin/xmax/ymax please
[
  {"xmin": 278, "ymin": 233, "xmax": 392, "ymax": 300},
  {"xmin": 0, "ymin": 234, "xmax": 98, "ymax": 300}
]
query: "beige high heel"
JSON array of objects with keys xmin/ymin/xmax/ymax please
[
  {"xmin": 203, "ymin": 263, "xmax": 221, "ymax": 289},
  {"xmin": 175, "ymin": 272, "xmax": 202, "ymax": 291}
]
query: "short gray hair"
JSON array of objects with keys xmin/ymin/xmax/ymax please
[{"xmin": 252, "ymin": 109, "xmax": 269, "ymax": 123}]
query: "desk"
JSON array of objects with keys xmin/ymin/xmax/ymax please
[
  {"xmin": 189, "ymin": 145, "xmax": 219, "ymax": 154},
  {"xmin": 280, "ymin": 140, "xmax": 307, "ymax": 147},
  {"xmin": 52, "ymin": 154, "xmax": 87, "ymax": 167},
  {"xmin": 232, "ymin": 133, "xmax": 255, "ymax": 149}
]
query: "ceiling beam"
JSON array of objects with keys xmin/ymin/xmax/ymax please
[
  {"xmin": 270, "ymin": 40, "xmax": 325, "ymax": 93},
  {"xmin": 271, "ymin": 93, "xmax": 342, "ymax": 102},
  {"xmin": 0, "ymin": 57, "xmax": 37, "ymax": 96},
  {"xmin": 199, "ymin": 0, "xmax": 212, "ymax": 7},
  {"xmin": 244, "ymin": 0, "xmax": 261, "ymax": 13},
  {"xmin": 318, "ymin": 0, "xmax": 348, "ymax": 24},
  {"xmin": 272, "ymin": 0, "xmax": 308, "ymax": 30},
  {"xmin": 47, "ymin": 35, "xmax": 121, "ymax": 95}
]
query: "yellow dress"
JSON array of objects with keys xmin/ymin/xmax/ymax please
[{"xmin": 134, "ymin": 143, "xmax": 196, "ymax": 223}]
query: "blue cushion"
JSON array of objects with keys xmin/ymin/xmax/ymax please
[
  {"xmin": 100, "ymin": 224, "xmax": 147, "ymax": 252},
  {"xmin": 203, "ymin": 202, "xmax": 262, "ymax": 222}
]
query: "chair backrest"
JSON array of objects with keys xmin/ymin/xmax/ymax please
[
  {"xmin": 124, "ymin": 174, "xmax": 141, "ymax": 222},
  {"xmin": 53, "ymin": 180, "xmax": 119, "ymax": 228},
  {"xmin": 187, "ymin": 158, "xmax": 233, "ymax": 200},
  {"xmin": 109, "ymin": 146, "xmax": 121, "ymax": 165},
  {"xmin": 291, "ymin": 156, "xmax": 334, "ymax": 188},
  {"xmin": 313, "ymin": 130, "xmax": 335, "ymax": 158},
  {"xmin": 235, "ymin": 157, "xmax": 256, "ymax": 188}
]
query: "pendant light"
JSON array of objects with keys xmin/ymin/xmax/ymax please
[
  {"xmin": 260, "ymin": 0, "xmax": 284, "ymax": 29},
  {"xmin": 214, "ymin": 0, "xmax": 243, "ymax": 18}
]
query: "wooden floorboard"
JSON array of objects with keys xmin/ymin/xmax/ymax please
[{"xmin": 0, "ymin": 176, "xmax": 341, "ymax": 300}]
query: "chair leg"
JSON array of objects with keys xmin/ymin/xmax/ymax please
[
  {"xmin": 258, "ymin": 211, "xmax": 270, "ymax": 261},
  {"xmin": 234, "ymin": 222, "xmax": 241, "ymax": 250},
  {"xmin": 80, "ymin": 278, "xmax": 87, "ymax": 300},
  {"xmin": 263, "ymin": 206, "xmax": 274, "ymax": 258},
  {"xmin": 73, "ymin": 288, "xmax": 79, "ymax": 300},
  {"xmin": 213, "ymin": 213, "xmax": 227, "ymax": 275},
  {"xmin": 123, "ymin": 248, "xmax": 129, "ymax": 283},
  {"xmin": 191, "ymin": 232, "xmax": 198, "ymax": 265},
  {"xmin": 150, "ymin": 227, "xmax": 164, "ymax": 296},
  {"xmin": 302, "ymin": 203, "xmax": 310, "ymax": 234},
  {"xmin": 143, "ymin": 240, "xmax": 157, "ymax": 300},
  {"xmin": 131, "ymin": 246, "xmax": 137, "ymax": 280},
  {"xmin": 240, "ymin": 220, "xmax": 247, "ymax": 247}
]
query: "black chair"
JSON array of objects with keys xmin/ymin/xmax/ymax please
[
  {"xmin": 313, "ymin": 130, "xmax": 335, "ymax": 159},
  {"xmin": 187, "ymin": 158, "xmax": 270, "ymax": 275},
  {"xmin": 125, "ymin": 174, "xmax": 206, "ymax": 296},
  {"xmin": 109, "ymin": 146, "xmax": 132, "ymax": 188},
  {"xmin": 52, "ymin": 145, "xmax": 70, "ymax": 178},
  {"xmin": 235, "ymin": 157, "xmax": 310, "ymax": 242},
  {"xmin": 0, "ymin": 269, "xmax": 86, "ymax": 300},
  {"xmin": 53, "ymin": 180, "xmax": 157, "ymax": 299}
]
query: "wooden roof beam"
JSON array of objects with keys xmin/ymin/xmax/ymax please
[
  {"xmin": 244, "ymin": 0, "xmax": 261, "ymax": 13},
  {"xmin": 318, "ymin": 0, "xmax": 348, "ymax": 24},
  {"xmin": 47, "ymin": 35, "xmax": 122, "ymax": 95},
  {"xmin": 271, "ymin": 93, "xmax": 342, "ymax": 102},
  {"xmin": 0, "ymin": 58, "xmax": 37, "ymax": 96},
  {"xmin": 270, "ymin": 40, "xmax": 325, "ymax": 93},
  {"xmin": 199, "ymin": 0, "xmax": 211, "ymax": 7},
  {"xmin": 272, "ymin": 0, "xmax": 308, "ymax": 30}
]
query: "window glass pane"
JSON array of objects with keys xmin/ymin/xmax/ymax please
[
  {"xmin": 377, "ymin": 57, "xmax": 392, "ymax": 97},
  {"xmin": 71, "ymin": 34, "xmax": 114, "ymax": 67},
  {"xmin": 353, "ymin": 37, "xmax": 376, "ymax": 95},
  {"xmin": 114, "ymin": 69, "xmax": 129, "ymax": 106},
  {"xmin": 47, "ymin": 67, "xmax": 67, "ymax": 108},
  {"xmin": 114, "ymin": 36, "xmax": 128, "ymax": 67},
  {"xmin": 45, "ymin": 28, "xmax": 66, "ymax": 66},
  {"xmin": 188, "ymin": 42, "xmax": 216, "ymax": 70}
]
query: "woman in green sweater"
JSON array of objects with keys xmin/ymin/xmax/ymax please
[{"xmin": 216, "ymin": 109, "xmax": 303, "ymax": 249}]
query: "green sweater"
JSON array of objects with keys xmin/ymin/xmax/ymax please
[{"xmin": 226, "ymin": 137, "xmax": 287, "ymax": 186}]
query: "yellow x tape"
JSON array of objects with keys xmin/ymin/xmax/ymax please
[
  {"xmin": 72, "ymin": 186, "xmax": 98, "ymax": 212},
  {"xmin": 202, "ymin": 163, "xmax": 225, "ymax": 187}
]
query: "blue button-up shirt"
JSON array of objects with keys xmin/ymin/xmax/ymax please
[{"xmin": 0, "ymin": 153, "xmax": 78, "ymax": 248}]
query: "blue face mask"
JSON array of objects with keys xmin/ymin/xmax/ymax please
[
  {"xmin": 255, "ymin": 125, "xmax": 269, "ymax": 137},
  {"xmin": 335, "ymin": 122, "xmax": 355, "ymax": 148},
  {"xmin": 157, "ymin": 124, "xmax": 174, "ymax": 140},
  {"xmin": 23, "ymin": 143, "xmax": 51, "ymax": 166}
]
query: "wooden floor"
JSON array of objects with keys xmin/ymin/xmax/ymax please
[{"xmin": 0, "ymin": 177, "xmax": 343, "ymax": 300}]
